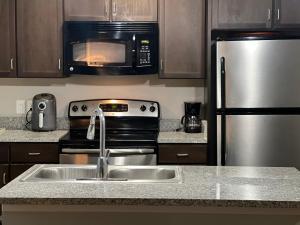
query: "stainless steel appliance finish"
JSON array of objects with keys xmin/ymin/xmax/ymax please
[
  {"xmin": 212, "ymin": 31, "xmax": 300, "ymax": 169},
  {"xmin": 217, "ymin": 39, "xmax": 300, "ymax": 109},
  {"xmin": 217, "ymin": 115, "xmax": 300, "ymax": 167},
  {"xmin": 69, "ymin": 99, "xmax": 159, "ymax": 118},
  {"xmin": 59, "ymin": 153, "xmax": 157, "ymax": 165},
  {"xmin": 31, "ymin": 93, "xmax": 57, "ymax": 132},
  {"xmin": 60, "ymin": 99, "xmax": 160, "ymax": 166},
  {"xmin": 21, "ymin": 165, "xmax": 182, "ymax": 183}
]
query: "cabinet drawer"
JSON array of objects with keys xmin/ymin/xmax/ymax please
[
  {"xmin": 10, "ymin": 164, "xmax": 34, "ymax": 180},
  {"xmin": 158, "ymin": 144, "xmax": 207, "ymax": 164},
  {"xmin": 0, "ymin": 143, "xmax": 10, "ymax": 163},
  {"xmin": 10, "ymin": 143, "xmax": 59, "ymax": 163}
]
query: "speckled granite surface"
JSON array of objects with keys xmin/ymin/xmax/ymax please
[
  {"xmin": 0, "ymin": 165, "xmax": 299, "ymax": 208},
  {"xmin": 0, "ymin": 117, "xmax": 69, "ymax": 130},
  {"xmin": 0, "ymin": 130, "xmax": 68, "ymax": 143},
  {"xmin": 158, "ymin": 132, "xmax": 207, "ymax": 144}
]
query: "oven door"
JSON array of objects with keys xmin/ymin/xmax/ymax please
[
  {"xmin": 60, "ymin": 148, "xmax": 157, "ymax": 165},
  {"xmin": 64, "ymin": 22, "xmax": 134, "ymax": 75}
]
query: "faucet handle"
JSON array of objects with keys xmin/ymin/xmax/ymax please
[{"xmin": 86, "ymin": 115, "xmax": 96, "ymax": 140}]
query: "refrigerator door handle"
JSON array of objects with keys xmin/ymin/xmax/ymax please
[
  {"xmin": 220, "ymin": 57, "xmax": 226, "ymax": 109},
  {"xmin": 217, "ymin": 114, "xmax": 227, "ymax": 166}
]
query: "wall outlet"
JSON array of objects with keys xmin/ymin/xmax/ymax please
[
  {"xmin": 26, "ymin": 100, "xmax": 33, "ymax": 112},
  {"xmin": 16, "ymin": 100, "xmax": 26, "ymax": 115}
]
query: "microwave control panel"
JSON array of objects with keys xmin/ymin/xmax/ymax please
[{"xmin": 137, "ymin": 40, "xmax": 152, "ymax": 66}]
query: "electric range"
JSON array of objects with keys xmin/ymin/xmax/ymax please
[{"xmin": 59, "ymin": 99, "xmax": 160, "ymax": 165}]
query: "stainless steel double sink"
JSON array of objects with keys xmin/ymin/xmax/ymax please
[{"xmin": 21, "ymin": 165, "xmax": 182, "ymax": 183}]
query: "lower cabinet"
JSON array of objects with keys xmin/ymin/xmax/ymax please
[
  {"xmin": 0, "ymin": 143, "xmax": 59, "ymax": 185},
  {"xmin": 0, "ymin": 165, "xmax": 9, "ymax": 188},
  {"xmin": 158, "ymin": 144, "xmax": 207, "ymax": 165},
  {"xmin": 10, "ymin": 164, "xmax": 34, "ymax": 180}
]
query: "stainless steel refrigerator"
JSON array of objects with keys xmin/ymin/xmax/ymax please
[{"xmin": 210, "ymin": 31, "xmax": 300, "ymax": 169}]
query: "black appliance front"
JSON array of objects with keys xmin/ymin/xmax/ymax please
[{"xmin": 64, "ymin": 22, "xmax": 159, "ymax": 75}]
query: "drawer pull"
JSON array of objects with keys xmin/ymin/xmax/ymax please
[
  {"xmin": 176, "ymin": 153, "xmax": 189, "ymax": 158},
  {"xmin": 28, "ymin": 152, "xmax": 41, "ymax": 156},
  {"xmin": 3, "ymin": 172, "xmax": 6, "ymax": 185}
]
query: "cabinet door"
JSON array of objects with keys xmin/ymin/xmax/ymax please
[
  {"xmin": 274, "ymin": 0, "xmax": 300, "ymax": 28},
  {"xmin": 10, "ymin": 164, "xmax": 34, "ymax": 180},
  {"xmin": 64, "ymin": 0, "xmax": 110, "ymax": 21},
  {"xmin": 159, "ymin": 0, "xmax": 205, "ymax": 79},
  {"xmin": 0, "ymin": 165, "xmax": 9, "ymax": 188},
  {"xmin": 0, "ymin": 0, "xmax": 16, "ymax": 77},
  {"xmin": 212, "ymin": 0, "xmax": 273, "ymax": 29},
  {"xmin": 17, "ymin": 0, "xmax": 63, "ymax": 78},
  {"xmin": 0, "ymin": 143, "xmax": 9, "ymax": 163},
  {"xmin": 112, "ymin": 0, "xmax": 157, "ymax": 21}
]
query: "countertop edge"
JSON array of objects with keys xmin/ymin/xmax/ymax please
[{"xmin": 0, "ymin": 198, "xmax": 299, "ymax": 209}]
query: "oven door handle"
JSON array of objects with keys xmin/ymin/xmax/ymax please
[
  {"xmin": 109, "ymin": 149, "xmax": 155, "ymax": 155},
  {"xmin": 61, "ymin": 148, "xmax": 155, "ymax": 155}
]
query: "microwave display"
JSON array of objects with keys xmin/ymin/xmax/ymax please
[{"xmin": 64, "ymin": 22, "xmax": 159, "ymax": 75}]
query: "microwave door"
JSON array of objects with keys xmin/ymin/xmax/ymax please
[{"xmin": 216, "ymin": 39, "xmax": 300, "ymax": 109}]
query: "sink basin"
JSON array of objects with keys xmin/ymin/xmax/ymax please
[{"xmin": 21, "ymin": 165, "xmax": 182, "ymax": 183}]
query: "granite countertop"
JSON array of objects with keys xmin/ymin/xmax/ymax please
[
  {"xmin": 0, "ymin": 130, "xmax": 68, "ymax": 143},
  {"xmin": 0, "ymin": 165, "xmax": 299, "ymax": 208},
  {"xmin": 158, "ymin": 132, "xmax": 207, "ymax": 144}
]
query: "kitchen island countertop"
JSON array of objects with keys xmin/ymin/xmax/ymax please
[{"xmin": 0, "ymin": 165, "xmax": 298, "ymax": 208}]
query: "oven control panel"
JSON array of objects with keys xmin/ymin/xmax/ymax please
[{"xmin": 69, "ymin": 99, "xmax": 160, "ymax": 118}]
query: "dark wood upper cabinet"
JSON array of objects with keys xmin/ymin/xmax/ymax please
[
  {"xmin": 112, "ymin": 0, "xmax": 158, "ymax": 22},
  {"xmin": 16, "ymin": 0, "xmax": 64, "ymax": 78},
  {"xmin": 64, "ymin": 0, "xmax": 110, "ymax": 21},
  {"xmin": 159, "ymin": 0, "xmax": 206, "ymax": 79},
  {"xmin": 212, "ymin": 0, "xmax": 273, "ymax": 29},
  {"xmin": 0, "ymin": 0, "xmax": 16, "ymax": 77},
  {"xmin": 274, "ymin": 0, "xmax": 300, "ymax": 28}
]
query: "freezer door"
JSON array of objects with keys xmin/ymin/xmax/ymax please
[
  {"xmin": 222, "ymin": 115, "xmax": 300, "ymax": 169},
  {"xmin": 217, "ymin": 39, "xmax": 300, "ymax": 109}
]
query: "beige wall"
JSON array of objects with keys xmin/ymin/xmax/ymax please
[{"xmin": 0, "ymin": 76, "xmax": 205, "ymax": 119}]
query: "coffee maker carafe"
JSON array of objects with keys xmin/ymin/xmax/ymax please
[{"xmin": 181, "ymin": 102, "xmax": 202, "ymax": 133}]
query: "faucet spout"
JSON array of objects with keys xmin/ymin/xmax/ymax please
[{"xmin": 87, "ymin": 107, "xmax": 109, "ymax": 179}]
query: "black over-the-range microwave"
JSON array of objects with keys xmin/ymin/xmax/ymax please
[{"xmin": 63, "ymin": 22, "xmax": 159, "ymax": 75}]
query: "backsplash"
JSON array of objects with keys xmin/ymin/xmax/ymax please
[{"xmin": 0, "ymin": 76, "xmax": 205, "ymax": 120}]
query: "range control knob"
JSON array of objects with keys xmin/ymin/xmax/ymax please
[
  {"xmin": 150, "ymin": 106, "xmax": 156, "ymax": 113},
  {"xmin": 81, "ymin": 105, "xmax": 88, "ymax": 112},
  {"xmin": 140, "ymin": 105, "xmax": 147, "ymax": 112},
  {"xmin": 72, "ymin": 105, "xmax": 78, "ymax": 112}
]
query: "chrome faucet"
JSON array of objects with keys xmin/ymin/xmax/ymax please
[{"xmin": 86, "ymin": 107, "xmax": 109, "ymax": 179}]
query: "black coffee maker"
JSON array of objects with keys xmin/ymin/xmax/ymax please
[{"xmin": 181, "ymin": 102, "xmax": 202, "ymax": 133}]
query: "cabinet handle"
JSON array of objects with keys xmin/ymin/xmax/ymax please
[
  {"xmin": 3, "ymin": 172, "xmax": 6, "ymax": 185},
  {"xmin": 58, "ymin": 58, "xmax": 61, "ymax": 70},
  {"xmin": 105, "ymin": 0, "xmax": 109, "ymax": 18},
  {"xmin": 277, "ymin": 9, "xmax": 280, "ymax": 21},
  {"xmin": 176, "ymin": 153, "xmax": 189, "ymax": 158},
  {"xmin": 267, "ymin": 9, "xmax": 271, "ymax": 21},
  {"xmin": 10, "ymin": 58, "xmax": 14, "ymax": 70},
  {"xmin": 28, "ymin": 152, "xmax": 41, "ymax": 156},
  {"xmin": 113, "ymin": 1, "xmax": 117, "ymax": 15}
]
